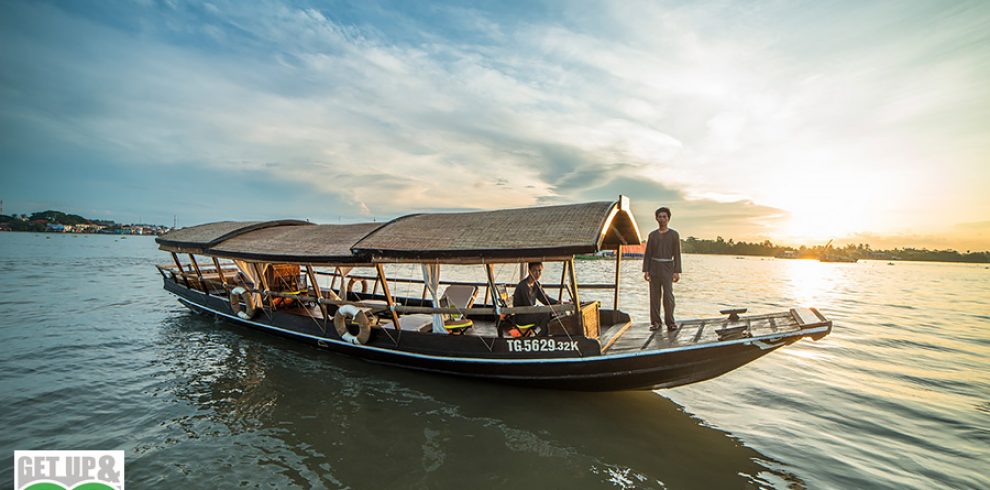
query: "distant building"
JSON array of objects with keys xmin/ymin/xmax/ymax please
[{"xmin": 75, "ymin": 224, "xmax": 105, "ymax": 233}]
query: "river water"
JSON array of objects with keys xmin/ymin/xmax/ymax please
[{"xmin": 0, "ymin": 232, "xmax": 987, "ymax": 489}]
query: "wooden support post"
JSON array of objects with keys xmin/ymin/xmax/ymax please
[
  {"xmin": 254, "ymin": 262, "xmax": 273, "ymax": 310},
  {"xmin": 212, "ymin": 257, "xmax": 227, "ymax": 288},
  {"xmin": 171, "ymin": 252, "xmax": 184, "ymax": 272},
  {"xmin": 568, "ymin": 258, "xmax": 584, "ymax": 331},
  {"xmin": 305, "ymin": 264, "xmax": 322, "ymax": 300},
  {"xmin": 557, "ymin": 260, "xmax": 568, "ymax": 303},
  {"xmin": 485, "ymin": 263, "xmax": 498, "ymax": 306},
  {"xmin": 613, "ymin": 247, "xmax": 622, "ymax": 311},
  {"xmin": 483, "ymin": 270, "xmax": 491, "ymax": 308},
  {"xmin": 187, "ymin": 254, "xmax": 205, "ymax": 292},
  {"xmin": 170, "ymin": 252, "xmax": 190, "ymax": 287},
  {"xmin": 187, "ymin": 254, "xmax": 203, "ymax": 277},
  {"xmin": 306, "ymin": 264, "xmax": 328, "ymax": 326},
  {"xmin": 376, "ymin": 264, "xmax": 402, "ymax": 329}
]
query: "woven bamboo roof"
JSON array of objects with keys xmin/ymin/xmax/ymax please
[
  {"xmin": 208, "ymin": 223, "xmax": 383, "ymax": 263},
  {"xmin": 353, "ymin": 199, "xmax": 641, "ymax": 260},
  {"xmin": 156, "ymin": 198, "xmax": 641, "ymax": 262},
  {"xmin": 156, "ymin": 220, "xmax": 310, "ymax": 253}
]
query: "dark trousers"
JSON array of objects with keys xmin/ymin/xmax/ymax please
[
  {"xmin": 648, "ymin": 264, "xmax": 676, "ymax": 327},
  {"xmin": 514, "ymin": 313, "xmax": 551, "ymax": 335}
]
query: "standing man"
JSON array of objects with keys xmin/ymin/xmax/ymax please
[{"xmin": 643, "ymin": 207, "xmax": 682, "ymax": 331}]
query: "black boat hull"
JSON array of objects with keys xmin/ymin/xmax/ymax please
[{"xmin": 166, "ymin": 281, "xmax": 804, "ymax": 391}]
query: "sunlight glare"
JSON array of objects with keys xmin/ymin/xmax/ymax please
[
  {"xmin": 763, "ymin": 173, "xmax": 886, "ymax": 245},
  {"xmin": 785, "ymin": 259, "xmax": 830, "ymax": 307}
]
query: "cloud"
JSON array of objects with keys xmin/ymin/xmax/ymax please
[{"xmin": 1, "ymin": 0, "xmax": 987, "ymax": 251}]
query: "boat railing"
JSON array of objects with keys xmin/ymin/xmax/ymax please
[
  {"xmin": 157, "ymin": 263, "xmax": 593, "ymax": 320},
  {"xmin": 155, "ymin": 264, "xmax": 579, "ymax": 317},
  {"xmin": 155, "ymin": 264, "xmax": 236, "ymax": 295},
  {"xmin": 314, "ymin": 270, "xmax": 615, "ymax": 290},
  {"xmin": 256, "ymin": 289, "xmax": 578, "ymax": 317}
]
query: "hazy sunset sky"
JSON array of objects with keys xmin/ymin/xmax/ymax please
[{"xmin": 2, "ymin": 0, "xmax": 988, "ymax": 250}]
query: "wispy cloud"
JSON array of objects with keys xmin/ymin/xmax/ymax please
[{"xmin": 1, "ymin": 0, "xmax": 987, "ymax": 248}]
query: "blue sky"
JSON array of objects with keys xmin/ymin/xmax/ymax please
[{"xmin": 2, "ymin": 0, "xmax": 988, "ymax": 249}]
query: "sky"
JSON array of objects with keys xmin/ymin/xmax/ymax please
[{"xmin": 1, "ymin": 0, "xmax": 988, "ymax": 250}]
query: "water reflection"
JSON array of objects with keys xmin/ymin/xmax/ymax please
[
  {"xmin": 2, "ymin": 234, "xmax": 986, "ymax": 489},
  {"xmin": 783, "ymin": 259, "xmax": 832, "ymax": 308},
  {"xmin": 139, "ymin": 312, "xmax": 801, "ymax": 489}
]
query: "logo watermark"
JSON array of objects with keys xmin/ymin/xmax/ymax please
[{"xmin": 14, "ymin": 451, "xmax": 124, "ymax": 490}]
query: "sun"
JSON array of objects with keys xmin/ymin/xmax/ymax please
[{"xmin": 764, "ymin": 184, "xmax": 880, "ymax": 245}]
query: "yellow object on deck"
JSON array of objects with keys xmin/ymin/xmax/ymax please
[{"xmin": 443, "ymin": 318, "xmax": 474, "ymax": 332}]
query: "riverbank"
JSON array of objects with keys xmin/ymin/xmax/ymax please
[{"xmin": 579, "ymin": 251, "xmax": 990, "ymax": 265}]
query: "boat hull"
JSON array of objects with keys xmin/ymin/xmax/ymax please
[{"xmin": 165, "ymin": 281, "xmax": 810, "ymax": 391}]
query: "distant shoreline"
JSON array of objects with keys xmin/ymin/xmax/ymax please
[
  {"xmin": 0, "ymin": 229, "xmax": 162, "ymax": 236},
  {"xmin": 4, "ymin": 222, "xmax": 986, "ymax": 264},
  {"xmin": 581, "ymin": 251, "xmax": 990, "ymax": 265}
]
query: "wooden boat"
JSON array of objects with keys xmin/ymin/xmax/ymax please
[
  {"xmin": 819, "ymin": 239, "xmax": 858, "ymax": 263},
  {"xmin": 155, "ymin": 197, "xmax": 831, "ymax": 391}
]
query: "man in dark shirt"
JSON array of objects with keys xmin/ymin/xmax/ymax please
[
  {"xmin": 643, "ymin": 207, "xmax": 682, "ymax": 331},
  {"xmin": 512, "ymin": 262, "xmax": 559, "ymax": 335}
]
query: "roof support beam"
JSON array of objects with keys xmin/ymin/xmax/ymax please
[
  {"xmin": 568, "ymin": 258, "xmax": 584, "ymax": 333},
  {"xmin": 614, "ymin": 247, "xmax": 622, "ymax": 311},
  {"xmin": 213, "ymin": 257, "xmax": 228, "ymax": 289},
  {"xmin": 306, "ymin": 264, "xmax": 329, "ymax": 329},
  {"xmin": 188, "ymin": 254, "xmax": 205, "ymax": 292},
  {"xmin": 171, "ymin": 252, "xmax": 190, "ymax": 288},
  {"xmin": 376, "ymin": 264, "xmax": 402, "ymax": 330}
]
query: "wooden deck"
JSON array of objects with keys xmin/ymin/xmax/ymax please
[
  {"xmin": 169, "ymin": 260, "xmax": 829, "ymax": 356},
  {"xmin": 601, "ymin": 309, "xmax": 829, "ymax": 355},
  {"xmin": 261, "ymin": 302, "xmax": 830, "ymax": 355}
]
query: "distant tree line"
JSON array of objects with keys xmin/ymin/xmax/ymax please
[
  {"xmin": 0, "ymin": 210, "xmax": 161, "ymax": 233},
  {"xmin": 681, "ymin": 236, "xmax": 989, "ymax": 264}
]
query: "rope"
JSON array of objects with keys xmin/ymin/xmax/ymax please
[
  {"xmin": 379, "ymin": 315, "xmax": 399, "ymax": 346},
  {"xmin": 534, "ymin": 280, "xmax": 581, "ymax": 356},
  {"xmin": 379, "ymin": 264, "xmax": 401, "ymax": 347}
]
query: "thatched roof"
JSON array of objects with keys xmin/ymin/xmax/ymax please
[
  {"xmin": 353, "ymin": 199, "xmax": 641, "ymax": 260},
  {"xmin": 156, "ymin": 198, "xmax": 641, "ymax": 263},
  {"xmin": 208, "ymin": 223, "xmax": 383, "ymax": 263},
  {"xmin": 156, "ymin": 220, "xmax": 310, "ymax": 253}
]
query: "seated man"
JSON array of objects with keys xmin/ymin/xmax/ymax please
[{"xmin": 511, "ymin": 262, "xmax": 559, "ymax": 336}]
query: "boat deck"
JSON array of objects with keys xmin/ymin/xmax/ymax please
[
  {"xmin": 270, "ymin": 304, "xmax": 829, "ymax": 356},
  {"xmin": 601, "ymin": 308, "xmax": 830, "ymax": 355}
]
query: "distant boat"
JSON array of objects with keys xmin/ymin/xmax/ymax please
[
  {"xmin": 155, "ymin": 198, "xmax": 831, "ymax": 391},
  {"xmin": 819, "ymin": 239, "xmax": 857, "ymax": 263}
]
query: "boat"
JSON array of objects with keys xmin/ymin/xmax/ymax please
[
  {"xmin": 819, "ymin": 239, "xmax": 858, "ymax": 263},
  {"xmin": 155, "ymin": 197, "xmax": 831, "ymax": 391}
]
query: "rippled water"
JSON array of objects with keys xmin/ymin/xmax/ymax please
[{"xmin": 1, "ymin": 233, "xmax": 987, "ymax": 488}]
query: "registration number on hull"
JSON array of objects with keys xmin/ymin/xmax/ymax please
[{"xmin": 506, "ymin": 338, "xmax": 579, "ymax": 353}]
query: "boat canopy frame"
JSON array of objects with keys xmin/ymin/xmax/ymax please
[
  {"xmin": 156, "ymin": 197, "xmax": 642, "ymax": 332},
  {"xmin": 156, "ymin": 197, "xmax": 641, "ymax": 266}
]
